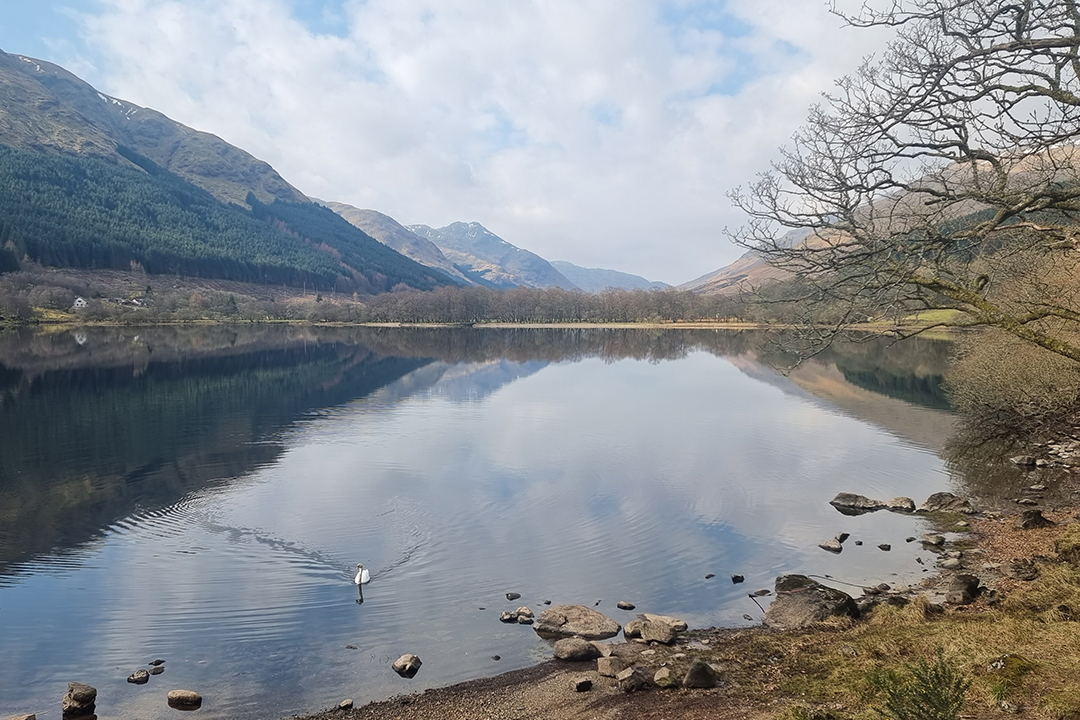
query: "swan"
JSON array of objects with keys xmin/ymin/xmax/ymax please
[{"xmin": 354, "ymin": 563, "xmax": 371, "ymax": 585}]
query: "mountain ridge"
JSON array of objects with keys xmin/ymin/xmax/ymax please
[{"xmin": 549, "ymin": 260, "xmax": 668, "ymax": 292}]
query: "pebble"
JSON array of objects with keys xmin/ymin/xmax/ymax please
[{"xmin": 573, "ymin": 678, "xmax": 592, "ymax": 692}]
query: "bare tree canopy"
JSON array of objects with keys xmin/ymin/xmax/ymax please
[{"xmin": 728, "ymin": 0, "xmax": 1080, "ymax": 361}]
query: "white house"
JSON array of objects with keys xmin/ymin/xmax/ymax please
[{"xmin": 72, "ymin": 297, "xmax": 88, "ymax": 309}]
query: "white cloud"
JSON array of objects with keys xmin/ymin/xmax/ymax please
[{"xmin": 63, "ymin": 0, "xmax": 894, "ymax": 283}]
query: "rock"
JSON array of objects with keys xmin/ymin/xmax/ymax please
[
  {"xmin": 1029, "ymin": 484, "xmax": 1047, "ymax": 491},
  {"xmin": 491, "ymin": 655, "xmax": 501, "ymax": 661},
  {"xmin": 623, "ymin": 619, "xmax": 643, "ymax": 639},
  {"xmin": 829, "ymin": 492, "xmax": 886, "ymax": 515},
  {"xmin": 344, "ymin": 645, "xmax": 358, "ymax": 650},
  {"xmin": 505, "ymin": 592, "xmax": 521, "ymax": 601},
  {"xmin": 854, "ymin": 540, "xmax": 863, "ymax": 546},
  {"xmin": 878, "ymin": 544, "xmax": 892, "ymax": 551},
  {"xmin": 166, "ymin": 690, "xmax": 202, "ymax": 709},
  {"xmin": 682, "ymin": 659, "xmax": 719, "ymax": 688},
  {"xmin": 62, "ymin": 683, "xmax": 97, "ymax": 717},
  {"xmin": 148, "ymin": 665, "xmax": 164, "ymax": 676},
  {"xmin": 616, "ymin": 666, "xmax": 650, "ymax": 693},
  {"xmin": 705, "ymin": 573, "xmax": 716, "ymax": 579},
  {"xmin": 1017, "ymin": 497, "xmax": 1038, "ymax": 505},
  {"xmin": 731, "ymin": 574, "xmax": 744, "ymax": 584},
  {"xmin": 752, "ymin": 589, "xmax": 771, "ymax": 596},
  {"xmin": 590, "ymin": 641, "xmax": 614, "ymax": 657},
  {"xmin": 639, "ymin": 613, "xmax": 688, "ymax": 645},
  {"xmin": 572, "ymin": 678, "xmax": 592, "ymax": 692},
  {"xmin": 616, "ymin": 601, "xmax": 636, "ymax": 610},
  {"xmin": 8, "ymin": 715, "xmax": 36, "ymax": 720},
  {"xmin": 543, "ymin": 600, "xmax": 552, "ymax": 605},
  {"xmin": 598, "ymin": 656, "xmax": 628, "ymax": 677},
  {"xmin": 940, "ymin": 558, "xmax": 962, "ymax": 570},
  {"xmin": 1011, "ymin": 455, "xmax": 1038, "ymax": 466},
  {"xmin": 533, "ymin": 604, "xmax": 621, "ymax": 640},
  {"xmin": 499, "ymin": 611, "xmax": 518, "ymax": 623},
  {"xmin": 818, "ymin": 538, "xmax": 843, "ymax": 553},
  {"xmin": 918, "ymin": 492, "xmax": 974, "ymax": 514},
  {"xmin": 553, "ymin": 637, "xmax": 601, "ymax": 661},
  {"xmin": 743, "ymin": 614, "xmax": 754, "ymax": 621},
  {"xmin": 1036, "ymin": 459, "xmax": 1051, "ymax": 468},
  {"xmin": 1005, "ymin": 559, "xmax": 1039, "ymax": 581},
  {"xmin": 392, "ymin": 654, "xmax": 422, "ymax": 679},
  {"xmin": 945, "ymin": 574, "xmax": 980, "ymax": 605},
  {"xmin": 517, "ymin": 615, "xmax": 534, "ymax": 625},
  {"xmin": 339, "ymin": 699, "xmax": 354, "ymax": 710},
  {"xmin": 764, "ymin": 575, "xmax": 859, "ymax": 629},
  {"xmin": 1019, "ymin": 509, "xmax": 1055, "ymax": 529},
  {"xmin": 835, "ymin": 532, "xmax": 850, "ymax": 543},
  {"xmin": 921, "ymin": 534, "xmax": 946, "ymax": 546},
  {"xmin": 653, "ymin": 667, "xmax": 676, "ymax": 688},
  {"xmin": 148, "ymin": 659, "xmax": 165, "ymax": 666},
  {"xmin": 887, "ymin": 497, "xmax": 916, "ymax": 513},
  {"xmin": 127, "ymin": 670, "xmax": 150, "ymax": 684},
  {"xmin": 515, "ymin": 606, "xmax": 534, "ymax": 618}
]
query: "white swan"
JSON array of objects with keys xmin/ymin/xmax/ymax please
[{"xmin": 354, "ymin": 563, "xmax": 371, "ymax": 585}]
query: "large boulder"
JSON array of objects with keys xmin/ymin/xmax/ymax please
[
  {"xmin": 598, "ymin": 656, "xmax": 629, "ymax": 677},
  {"xmin": 945, "ymin": 574, "xmax": 980, "ymax": 605},
  {"xmin": 887, "ymin": 497, "xmax": 916, "ymax": 513},
  {"xmin": 917, "ymin": 492, "xmax": 974, "ymax": 514},
  {"xmin": 763, "ymin": 575, "xmax": 859, "ymax": 629},
  {"xmin": 1019, "ymin": 509, "xmax": 1055, "ymax": 530},
  {"xmin": 623, "ymin": 619, "xmax": 643, "ymax": 639},
  {"xmin": 638, "ymin": 613, "xmax": 688, "ymax": 645},
  {"xmin": 533, "ymin": 604, "xmax": 621, "ymax": 640},
  {"xmin": 553, "ymin": 638, "xmax": 601, "ymax": 661},
  {"xmin": 829, "ymin": 493, "xmax": 886, "ymax": 516},
  {"xmin": 62, "ymin": 683, "xmax": 96, "ymax": 718},
  {"xmin": 682, "ymin": 659, "xmax": 719, "ymax": 688}
]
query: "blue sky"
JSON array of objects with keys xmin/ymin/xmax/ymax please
[{"xmin": 0, "ymin": 0, "xmax": 886, "ymax": 283}]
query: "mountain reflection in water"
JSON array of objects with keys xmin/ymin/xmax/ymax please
[{"xmin": 0, "ymin": 326, "xmax": 955, "ymax": 720}]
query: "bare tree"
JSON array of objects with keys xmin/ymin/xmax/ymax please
[{"xmin": 727, "ymin": 0, "xmax": 1080, "ymax": 361}]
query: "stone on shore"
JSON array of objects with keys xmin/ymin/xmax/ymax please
[
  {"xmin": 887, "ymin": 497, "xmax": 916, "ymax": 513},
  {"xmin": 638, "ymin": 613, "xmax": 688, "ymax": 645},
  {"xmin": 572, "ymin": 678, "xmax": 592, "ymax": 692},
  {"xmin": 682, "ymin": 659, "xmax": 719, "ymax": 688},
  {"xmin": 921, "ymin": 534, "xmax": 946, "ymax": 546},
  {"xmin": 62, "ymin": 683, "xmax": 96, "ymax": 718},
  {"xmin": 918, "ymin": 492, "xmax": 974, "ymax": 514},
  {"xmin": 339, "ymin": 699, "xmax": 354, "ymax": 710},
  {"xmin": 616, "ymin": 666, "xmax": 650, "ymax": 693},
  {"xmin": 533, "ymin": 604, "xmax": 620, "ymax": 640},
  {"xmin": 623, "ymin": 619, "xmax": 643, "ymax": 639},
  {"xmin": 1005, "ymin": 559, "xmax": 1039, "ymax": 581},
  {"xmin": 9, "ymin": 714, "xmax": 36, "ymax": 720},
  {"xmin": 597, "ymin": 655, "xmax": 629, "ymax": 677},
  {"xmin": 127, "ymin": 670, "xmax": 150, "ymax": 684},
  {"xmin": 553, "ymin": 637, "xmax": 601, "ymax": 661},
  {"xmin": 829, "ymin": 493, "xmax": 885, "ymax": 515},
  {"xmin": 653, "ymin": 666, "xmax": 677, "ymax": 688},
  {"xmin": 1010, "ymin": 455, "xmax": 1038, "ymax": 466},
  {"xmin": 945, "ymin": 574, "xmax": 980, "ymax": 605},
  {"xmin": 1019, "ymin": 509, "xmax": 1055, "ymax": 529},
  {"xmin": 392, "ymin": 654, "xmax": 422, "ymax": 679},
  {"xmin": 764, "ymin": 575, "xmax": 859, "ymax": 629},
  {"xmin": 166, "ymin": 690, "xmax": 202, "ymax": 709}
]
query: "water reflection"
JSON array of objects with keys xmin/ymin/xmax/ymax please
[{"xmin": 0, "ymin": 326, "xmax": 957, "ymax": 719}]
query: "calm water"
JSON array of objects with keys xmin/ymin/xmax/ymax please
[{"xmin": 0, "ymin": 326, "xmax": 958, "ymax": 719}]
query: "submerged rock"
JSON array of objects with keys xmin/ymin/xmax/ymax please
[
  {"xmin": 533, "ymin": 604, "xmax": 620, "ymax": 640},
  {"xmin": 764, "ymin": 575, "xmax": 859, "ymax": 629},
  {"xmin": 166, "ymin": 690, "xmax": 202, "ymax": 709},
  {"xmin": 127, "ymin": 670, "xmax": 150, "ymax": 684},
  {"xmin": 829, "ymin": 493, "xmax": 886, "ymax": 515},
  {"xmin": 62, "ymin": 682, "xmax": 96, "ymax": 718},
  {"xmin": 392, "ymin": 654, "xmax": 422, "ymax": 679}
]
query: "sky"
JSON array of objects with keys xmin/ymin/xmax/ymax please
[{"xmin": 0, "ymin": 0, "xmax": 893, "ymax": 285}]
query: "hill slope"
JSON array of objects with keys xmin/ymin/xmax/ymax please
[
  {"xmin": 320, "ymin": 203, "xmax": 473, "ymax": 285},
  {"xmin": 681, "ymin": 229, "xmax": 813, "ymax": 295},
  {"xmin": 0, "ymin": 48, "xmax": 306, "ymax": 206},
  {"xmin": 408, "ymin": 222, "xmax": 577, "ymax": 289},
  {"xmin": 549, "ymin": 261, "xmax": 668, "ymax": 292}
]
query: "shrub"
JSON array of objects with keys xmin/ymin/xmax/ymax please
[{"xmin": 869, "ymin": 649, "xmax": 970, "ymax": 720}]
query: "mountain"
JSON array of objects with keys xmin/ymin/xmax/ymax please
[
  {"xmin": 680, "ymin": 228, "xmax": 812, "ymax": 295},
  {"xmin": 407, "ymin": 222, "xmax": 577, "ymax": 290},
  {"xmin": 319, "ymin": 203, "xmax": 473, "ymax": 285},
  {"xmin": 549, "ymin": 261, "xmax": 668, "ymax": 292},
  {"xmin": 0, "ymin": 48, "xmax": 452, "ymax": 293},
  {"xmin": 0, "ymin": 49, "xmax": 305, "ymax": 206}
]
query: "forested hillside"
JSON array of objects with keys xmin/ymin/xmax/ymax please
[{"xmin": 0, "ymin": 144, "xmax": 450, "ymax": 292}]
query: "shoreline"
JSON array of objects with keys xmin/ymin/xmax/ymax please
[{"xmin": 287, "ymin": 485, "xmax": 1080, "ymax": 720}]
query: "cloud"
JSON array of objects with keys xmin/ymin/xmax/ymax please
[{"xmin": 59, "ymin": 0, "xmax": 894, "ymax": 283}]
